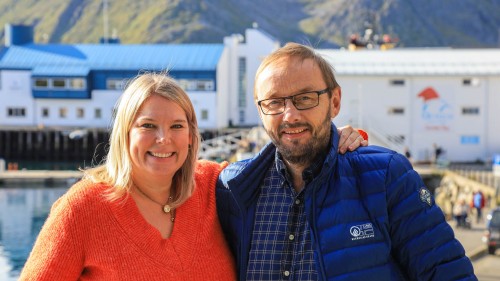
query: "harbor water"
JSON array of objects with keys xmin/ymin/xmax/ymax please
[{"xmin": 0, "ymin": 183, "xmax": 69, "ymax": 280}]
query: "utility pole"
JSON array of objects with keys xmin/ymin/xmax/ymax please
[{"xmin": 102, "ymin": 0, "xmax": 109, "ymax": 43}]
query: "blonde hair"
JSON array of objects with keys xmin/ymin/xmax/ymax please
[
  {"xmin": 84, "ymin": 72, "xmax": 200, "ymax": 208},
  {"xmin": 254, "ymin": 42, "xmax": 340, "ymax": 100}
]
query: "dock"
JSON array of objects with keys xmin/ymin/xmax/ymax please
[{"xmin": 0, "ymin": 170, "xmax": 82, "ymax": 185}]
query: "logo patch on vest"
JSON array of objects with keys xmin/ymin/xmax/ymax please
[
  {"xmin": 419, "ymin": 187, "xmax": 433, "ymax": 206},
  {"xmin": 350, "ymin": 223, "xmax": 375, "ymax": 241}
]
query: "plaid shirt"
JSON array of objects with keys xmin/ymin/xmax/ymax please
[{"xmin": 246, "ymin": 151, "xmax": 325, "ymax": 281}]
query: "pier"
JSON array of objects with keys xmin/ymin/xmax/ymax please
[{"xmin": 0, "ymin": 170, "xmax": 82, "ymax": 185}]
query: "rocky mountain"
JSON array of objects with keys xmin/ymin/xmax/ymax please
[{"xmin": 0, "ymin": 0, "xmax": 499, "ymax": 48}]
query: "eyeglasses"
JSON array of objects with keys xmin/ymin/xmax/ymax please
[{"xmin": 257, "ymin": 88, "xmax": 330, "ymax": 115}]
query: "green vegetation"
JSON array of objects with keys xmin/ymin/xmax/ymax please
[{"xmin": 0, "ymin": 0, "xmax": 498, "ymax": 48}]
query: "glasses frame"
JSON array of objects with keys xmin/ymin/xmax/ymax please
[{"xmin": 257, "ymin": 87, "xmax": 330, "ymax": 115}]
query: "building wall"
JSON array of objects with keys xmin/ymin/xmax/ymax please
[
  {"xmin": 486, "ymin": 77, "xmax": 500, "ymax": 158},
  {"xmin": 335, "ymin": 73, "xmax": 496, "ymax": 162},
  {"xmin": 216, "ymin": 47, "xmax": 230, "ymax": 129},
  {"xmin": 223, "ymin": 28, "xmax": 280, "ymax": 127},
  {"xmin": 0, "ymin": 70, "xmax": 34, "ymax": 127},
  {"xmin": 33, "ymin": 89, "xmax": 121, "ymax": 128},
  {"xmin": 188, "ymin": 91, "xmax": 218, "ymax": 129}
]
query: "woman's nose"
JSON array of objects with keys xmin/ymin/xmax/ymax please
[{"xmin": 156, "ymin": 130, "xmax": 170, "ymax": 144}]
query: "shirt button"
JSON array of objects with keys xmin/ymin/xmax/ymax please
[
  {"xmin": 289, "ymin": 234, "xmax": 295, "ymax": 240},
  {"xmin": 284, "ymin": 270, "xmax": 290, "ymax": 277},
  {"xmin": 295, "ymin": 199, "xmax": 301, "ymax": 205}
]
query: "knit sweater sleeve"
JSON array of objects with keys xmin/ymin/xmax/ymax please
[
  {"xmin": 386, "ymin": 153, "xmax": 476, "ymax": 280},
  {"xmin": 19, "ymin": 185, "xmax": 85, "ymax": 280}
]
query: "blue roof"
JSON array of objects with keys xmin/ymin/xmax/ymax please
[{"xmin": 0, "ymin": 43, "xmax": 224, "ymax": 75}]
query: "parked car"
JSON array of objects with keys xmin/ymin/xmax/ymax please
[{"xmin": 483, "ymin": 208, "xmax": 500, "ymax": 255}]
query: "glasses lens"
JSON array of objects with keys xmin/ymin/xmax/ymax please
[
  {"xmin": 260, "ymin": 98, "xmax": 284, "ymax": 115},
  {"xmin": 293, "ymin": 92, "xmax": 318, "ymax": 110}
]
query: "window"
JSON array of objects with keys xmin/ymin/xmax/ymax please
[
  {"xmin": 239, "ymin": 110, "xmax": 245, "ymax": 123},
  {"xmin": 390, "ymin": 79, "xmax": 405, "ymax": 86},
  {"xmin": 7, "ymin": 107, "xmax": 26, "ymax": 117},
  {"xmin": 42, "ymin": 108, "xmax": 49, "ymax": 118},
  {"xmin": 387, "ymin": 135, "xmax": 405, "ymax": 144},
  {"xmin": 461, "ymin": 135, "xmax": 479, "ymax": 144},
  {"xmin": 196, "ymin": 80, "xmax": 214, "ymax": 91},
  {"xmin": 388, "ymin": 107, "xmax": 405, "ymax": 115},
  {"xmin": 77, "ymin": 108, "xmax": 85, "ymax": 118},
  {"xmin": 95, "ymin": 108, "xmax": 102, "ymax": 119},
  {"xmin": 52, "ymin": 79, "xmax": 66, "ymax": 88},
  {"xmin": 59, "ymin": 108, "xmax": 67, "ymax": 118},
  {"xmin": 70, "ymin": 78, "xmax": 86, "ymax": 89},
  {"xmin": 201, "ymin": 109, "xmax": 208, "ymax": 120},
  {"xmin": 34, "ymin": 78, "xmax": 49, "ymax": 88},
  {"xmin": 107, "ymin": 79, "xmax": 126, "ymax": 90},
  {"xmin": 462, "ymin": 78, "xmax": 480, "ymax": 86},
  {"xmin": 462, "ymin": 107, "xmax": 480, "ymax": 115},
  {"xmin": 178, "ymin": 79, "xmax": 214, "ymax": 91},
  {"xmin": 238, "ymin": 57, "xmax": 247, "ymax": 107}
]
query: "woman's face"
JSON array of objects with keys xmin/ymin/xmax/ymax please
[{"xmin": 128, "ymin": 94, "xmax": 191, "ymax": 183}]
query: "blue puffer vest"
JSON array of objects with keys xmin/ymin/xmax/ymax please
[{"xmin": 216, "ymin": 123, "xmax": 476, "ymax": 281}]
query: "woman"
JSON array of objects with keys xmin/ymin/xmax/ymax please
[{"xmin": 19, "ymin": 73, "xmax": 365, "ymax": 280}]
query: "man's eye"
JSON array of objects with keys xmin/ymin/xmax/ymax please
[
  {"xmin": 296, "ymin": 95, "xmax": 313, "ymax": 102},
  {"xmin": 266, "ymin": 99, "xmax": 282, "ymax": 107}
]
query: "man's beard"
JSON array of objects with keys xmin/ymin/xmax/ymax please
[{"xmin": 265, "ymin": 112, "xmax": 332, "ymax": 166}]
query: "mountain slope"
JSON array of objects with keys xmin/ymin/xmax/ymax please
[{"xmin": 0, "ymin": 0, "xmax": 498, "ymax": 48}]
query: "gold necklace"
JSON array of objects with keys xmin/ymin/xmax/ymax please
[{"xmin": 134, "ymin": 186, "xmax": 176, "ymax": 222}]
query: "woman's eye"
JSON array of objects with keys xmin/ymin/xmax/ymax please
[
  {"xmin": 141, "ymin": 123, "xmax": 155, "ymax": 129},
  {"xmin": 172, "ymin": 124, "xmax": 184, "ymax": 129}
]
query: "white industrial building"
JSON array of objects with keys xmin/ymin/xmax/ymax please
[{"xmin": 321, "ymin": 49, "xmax": 500, "ymax": 162}]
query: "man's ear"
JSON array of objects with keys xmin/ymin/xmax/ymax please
[
  {"xmin": 330, "ymin": 87, "xmax": 341, "ymax": 118},
  {"xmin": 256, "ymin": 101, "xmax": 264, "ymax": 121}
]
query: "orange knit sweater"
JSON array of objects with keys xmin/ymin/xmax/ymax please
[{"xmin": 19, "ymin": 160, "xmax": 236, "ymax": 280}]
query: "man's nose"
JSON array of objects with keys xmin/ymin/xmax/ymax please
[{"xmin": 282, "ymin": 99, "xmax": 300, "ymax": 121}]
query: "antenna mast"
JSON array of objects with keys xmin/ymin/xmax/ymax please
[{"xmin": 103, "ymin": 0, "xmax": 109, "ymax": 43}]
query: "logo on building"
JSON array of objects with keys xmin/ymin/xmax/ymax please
[
  {"xmin": 417, "ymin": 87, "xmax": 453, "ymax": 131},
  {"xmin": 350, "ymin": 223, "xmax": 375, "ymax": 241}
]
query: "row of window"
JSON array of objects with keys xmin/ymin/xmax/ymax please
[
  {"xmin": 7, "ymin": 107, "xmax": 211, "ymax": 121},
  {"xmin": 8, "ymin": 107, "xmax": 102, "ymax": 119},
  {"xmin": 33, "ymin": 78, "xmax": 86, "ymax": 90},
  {"xmin": 33, "ymin": 78, "xmax": 216, "ymax": 91},
  {"xmin": 389, "ymin": 78, "xmax": 481, "ymax": 87},
  {"xmin": 385, "ymin": 135, "xmax": 481, "ymax": 145},
  {"xmin": 387, "ymin": 107, "xmax": 480, "ymax": 115}
]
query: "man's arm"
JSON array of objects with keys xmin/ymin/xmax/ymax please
[{"xmin": 386, "ymin": 153, "xmax": 477, "ymax": 280}]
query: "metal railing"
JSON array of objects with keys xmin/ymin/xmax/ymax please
[{"xmin": 198, "ymin": 129, "xmax": 251, "ymax": 160}]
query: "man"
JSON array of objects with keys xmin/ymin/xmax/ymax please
[{"xmin": 216, "ymin": 42, "xmax": 476, "ymax": 280}]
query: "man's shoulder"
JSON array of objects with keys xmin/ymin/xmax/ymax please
[
  {"xmin": 219, "ymin": 158, "xmax": 254, "ymax": 183},
  {"xmin": 341, "ymin": 145, "xmax": 412, "ymax": 174},
  {"xmin": 220, "ymin": 143, "xmax": 276, "ymax": 182}
]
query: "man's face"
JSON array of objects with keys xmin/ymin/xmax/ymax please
[{"xmin": 255, "ymin": 57, "xmax": 341, "ymax": 166}]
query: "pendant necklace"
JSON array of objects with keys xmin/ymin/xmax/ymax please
[{"xmin": 134, "ymin": 186, "xmax": 176, "ymax": 222}]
